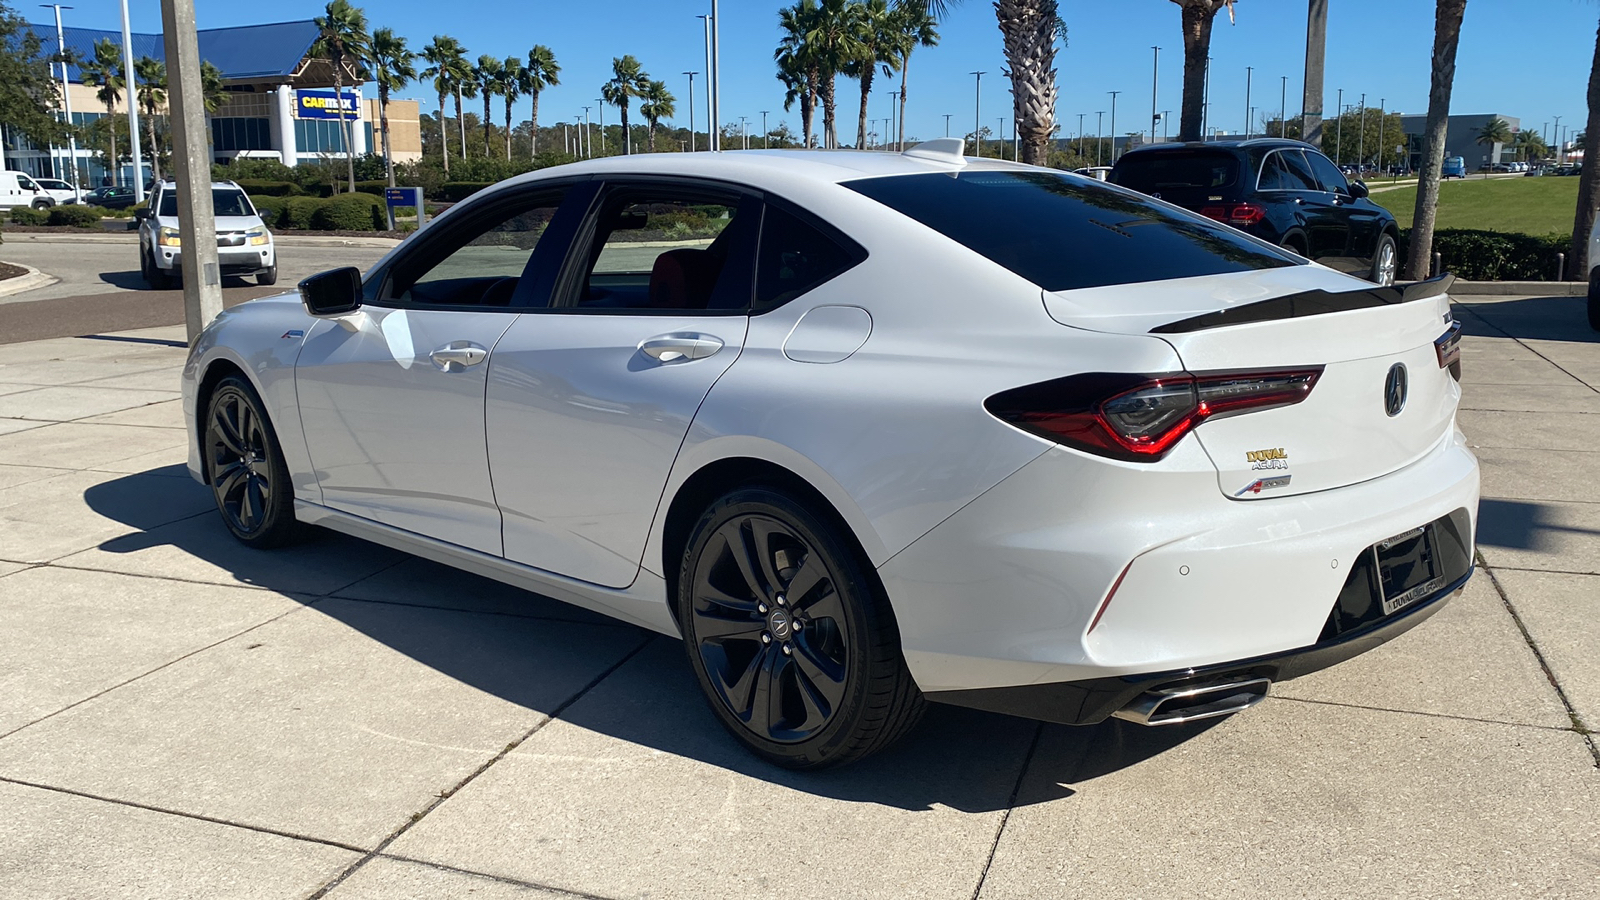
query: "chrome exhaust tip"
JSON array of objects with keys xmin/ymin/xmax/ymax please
[{"xmin": 1111, "ymin": 677, "xmax": 1271, "ymax": 727}]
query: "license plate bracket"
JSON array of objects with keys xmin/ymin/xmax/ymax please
[{"xmin": 1375, "ymin": 524, "xmax": 1444, "ymax": 616}]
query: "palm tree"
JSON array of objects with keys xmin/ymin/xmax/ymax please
[
  {"xmin": 776, "ymin": 0, "xmax": 821, "ymax": 148},
  {"xmin": 133, "ymin": 56, "xmax": 166, "ymax": 182},
  {"xmin": 474, "ymin": 55, "xmax": 502, "ymax": 157},
  {"xmin": 367, "ymin": 28, "xmax": 416, "ymax": 188},
  {"xmin": 1514, "ymin": 128, "xmax": 1547, "ymax": 163},
  {"xmin": 602, "ymin": 55, "xmax": 646, "ymax": 155},
  {"xmin": 311, "ymin": 0, "xmax": 372, "ymax": 193},
  {"xmin": 805, "ymin": 0, "xmax": 868, "ymax": 148},
  {"xmin": 1475, "ymin": 117, "xmax": 1512, "ymax": 173},
  {"xmin": 639, "ymin": 79, "xmax": 675, "ymax": 151},
  {"xmin": 1402, "ymin": 0, "xmax": 1470, "ymax": 282},
  {"xmin": 495, "ymin": 56, "xmax": 523, "ymax": 160},
  {"xmin": 78, "ymin": 38, "xmax": 124, "ymax": 185},
  {"xmin": 847, "ymin": 0, "xmax": 900, "ymax": 149},
  {"xmin": 996, "ymin": 0, "xmax": 1064, "ymax": 164},
  {"xmin": 421, "ymin": 35, "xmax": 466, "ymax": 175},
  {"xmin": 1170, "ymin": 1, "xmax": 1235, "ymax": 143},
  {"xmin": 524, "ymin": 45, "xmax": 560, "ymax": 157},
  {"xmin": 1572, "ymin": 19, "xmax": 1600, "ymax": 285},
  {"xmin": 200, "ymin": 61, "xmax": 227, "ymax": 115},
  {"xmin": 890, "ymin": 0, "xmax": 939, "ymax": 151}
]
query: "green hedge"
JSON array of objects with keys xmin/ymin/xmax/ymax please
[
  {"xmin": 233, "ymin": 179, "xmax": 302, "ymax": 197},
  {"xmin": 438, "ymin": 182, "xmax": 494, "ymax": 202},
  {"xmin": 282, "ymin": 196, "xmax": 322, "ymax": 230},
  {"xmin": 310, "ymin": 193, "xmax": 386, "ymax": 231},
  {"xmin": 354, "ymin": 180, "xmax": 389, "ymax": 197},
  {"xmin": 9, "ymin": 207, "xmax": 47, "ymax": 225},
  {"xmin": 1400, "ymin": 228, "xmax": 1570, "ymax": 282},
  {"xmin": 250, "ymin": 195, "xmax": 286, "ymax": 227},
  {"xmin": 47, "ymin": 205, "xmax": 104, "ymax": 228}
]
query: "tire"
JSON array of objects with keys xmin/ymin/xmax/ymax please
[
  {"xmin": 142, "ymin": 249, "xmax": 172, "ymax": 290},
  {"xmin": 1369, "ymin": 234, "xmax": 1398, "ymax": 286},
  {"xmin": 1588, "ymin": 268, "xmax": 1600, "ymax": 332},
  {"xmin": 258, "ymin": 265, "xmax": 278, "ymax": 286},
  {"xmin": 676, "ymin": 487, "xmax": 925, "ymax": 769},
  {"xmin": 202, "ymin": 375, "xmax": 302, "ymax": 548},
  {"xmin": 31, "ymin": 198, "xmax": 50, "ymax": 210},
  {"xmin": 1281, "ymin": 235, "xmax": 1308, "ymax": 258}
]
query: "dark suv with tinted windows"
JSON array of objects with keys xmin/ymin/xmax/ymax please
[{"xmin": 1110, "ymin": 139, "xmax": 1400, "ymax": 285}]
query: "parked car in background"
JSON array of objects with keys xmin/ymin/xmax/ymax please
[
  {"xmin": 1111, "ymin": 138, "xmax": 1401, "ymax": 285},
  {"xmin": 1072, "ymin": 166, "xmax": 1113, "ymax": 181},
  {"xmin": 136, "ymin": 180, "xmax": 276, "ymax": 289},
  {"xmin": 1442, "ymin": 157, "xmax": 1467, "ymax": 179},
  {"xmin": 80, "ymin": 186, "xmax": 139, "ymax": 209},
  {"xmin": 30, "ymin": 178, "xmax": 79, "ymax": 206}
]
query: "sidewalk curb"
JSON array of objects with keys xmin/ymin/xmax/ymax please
[
  {"xmin": 2, "ymin": 231, "xmax": 401, "ymax": 249},
  {"xmin": 0, "ymin": 262, "xmax": 59, "ymax": 298},
  {"xmin": 1450, "ymin": 280, "xmax": 1586, "ymax": 297}
]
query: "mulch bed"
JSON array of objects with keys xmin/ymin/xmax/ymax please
[{"xmin": 0, "ymin": 261, "xmax": 29, "ymax": 280}]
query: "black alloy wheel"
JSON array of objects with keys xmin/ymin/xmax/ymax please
[
  {"xmin": 204, "ymin": 376, "xmax": 300, "ymax": 547},
  {"xmin": 678, "ymin": 488, "xmax": 924, "ymax": 769}
]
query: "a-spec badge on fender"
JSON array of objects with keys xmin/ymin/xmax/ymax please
[
  {"xmin": 1245, "ymin": 447, "xmax": 1288, "ymax": 470},
  {"xmin": 281, "ymin": 329, "xmax": 305, "ymax": 340},
  {"xmin": 1236, "ymin": 475, "xmax": 1292, "ymax": 496}
]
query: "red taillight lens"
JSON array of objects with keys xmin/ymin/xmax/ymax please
[
  {"xmin": 987, "ymin": 368, "xmax": 1324, "ymax": 462},
  {"xmin": 1199, "ymin": 203, "xmax": 1267, "ymax": 226}
]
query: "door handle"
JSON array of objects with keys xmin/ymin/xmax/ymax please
[
  {"xmin": 639, "ymin": 333, "xmax": 723, "ymax": 363},
  {"xmin": 430, "ymin": 342, "xmax": 488, "ymax": 371}
]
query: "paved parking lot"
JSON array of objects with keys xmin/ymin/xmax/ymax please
[{"xmin": 0, "ymin": 292, "xmax": 1596, "ymax": 898}]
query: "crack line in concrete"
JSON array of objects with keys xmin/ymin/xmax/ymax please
[
  {"xmin": 1454, "ymin": 305, "xmax": 1600, "ymax": 396},
  {"xmin": 374, "ymin": 854, "xmax": 628, "ymax": 900},
  {"xmin": 1271, "ymin": 694, "xmax": 1575, "ymax": 732},
  {"xmin": 969, "ymin": 720, "xmax": 1043, "ymax": 900},
  {"xmin": 305, "ymin": 632, "xmax": 658, "ymax": 900}
]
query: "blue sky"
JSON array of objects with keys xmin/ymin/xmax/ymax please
[{"xmin": 43, "ymin": 0, "xmax": 1600, "ymax": 147}]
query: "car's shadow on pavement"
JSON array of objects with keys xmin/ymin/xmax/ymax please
[
  {"xmin": 97, "ymin": 270, "xmax": 267, "ymax": 291},
  {"xmin": 82, "ymin": 471, "xmax": 1218, "ymax": 811},
  {"xmin": 1455, "ymin": 295, "xmax": 1598, "ymax": 343}
]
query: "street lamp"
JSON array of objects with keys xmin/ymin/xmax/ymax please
[
  {"xmin": 1280, "ymin": 75, "xmax": 1288, "ymax": 137},
  {"xmin": 739, "ymin": 115, "xmax": 748, "ymax": 150},
  {"xmin": 888, "ymin": 90, "xmax": 899, "ymax": 150},
  {"xmin": 581, "ymin": 106, "xmax": 591, "ymax": 158},
  {"xmin": 1162, "ymin": 110, "xmax": 1171, "ymax": 141},
  {"xmin": 41, "ymin": 4, "xmax": 82, "ymax": 199},
  {"xmin": 1108, "ymin": 91, "xmax": 1121, "ymax": 161},
  {"xmin": 1095, "ymin": 110, "xmax": 1105, "ymax": 166},
  {"xmin": 1358, "ymin": 92, "xmax": 1366, "ymax": 168},
  {"xmin": 1554, "ymin": 115, "xmax": 1564, "ymax": 164},
  {"xmin": 1202, "ymin": 55, "xmax": 1212, "ymax": 139},
  {"xmin": 1150, "ymin": 46, "xmax": 1160, "ymax": 146},
  {"xmin": 596, "ymin": 99, "xmax": 606, "ymax": 155},
  {"xmin": 118, "ymin": 0, "xmax": 143, "ymax": 200},
  {"xmin": 698, "ymin": 15, "xmax": 715, "ymax": 151},
  {"xmin": 943, "ymin": 113, "xmax": 952, "ymax": 137},
  {"xmin": 1334, "ymin": 88, "xmax": 1343, "ymax": 164},
  {"xmin": 684, "ymin": 72, "xmax": 698, "ymax": 151},
  {"xmin": 1244, "ymin": 67, "xmax": 1253, "ymax": 139},
  {"xmin": 760, "ymin": 110, "xmax": 769, "ymax": 149},
  {"xmin": 1377, "ymin": 97, "xmax": 1385, "ymax": 173},
  {"xmin": 970, "ymin": 71, "xmax": 985, "ymax": 157}
]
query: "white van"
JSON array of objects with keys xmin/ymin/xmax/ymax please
[{"xmin": 0, "ymin": 171, "xmax": 53, "ymax": 210}]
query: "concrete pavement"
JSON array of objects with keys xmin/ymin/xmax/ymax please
[{"xmin": 0, "ymin": 295, "xmax": 1596, "ymax": 898}]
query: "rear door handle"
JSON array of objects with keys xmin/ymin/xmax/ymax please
[
  {"xmin": 639, "ymin": 333, "xmax": 723, "ymax": 363},
  {"xmin": 430, "ymin": 342, "xmax": 488, "ymax": 371}
]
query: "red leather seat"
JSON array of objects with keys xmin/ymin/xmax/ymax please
[{"xmin": 648, "ymin": 248, "xmax": 723, "ymax": 309}]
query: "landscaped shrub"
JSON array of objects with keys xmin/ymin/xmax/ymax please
[
  {"xmin": 233, "ymin": 179, "xmax": 302, "ymax": 197},
  {"xmin": 311, "ymin": 192, "xmax": 385, "ymax": 231},
  {"xmin": 354, "ymin": 180, "xmax": 390, "ymax": 197},
  {"xmin": 438, "ymin": 181, "xmax": 494, "ymax": 202},
  {"xmin": 9, "ymin": 206, "xmax": 47, "ymax": 225},
  {"xmin": 281, "ymin": 196, "xmax": 323, "ymax": 230},
  {"xmin": 251, "ymin": 195, "xmax": 287, "ymax": 227},
  {"xmin": 47, "ymin": 204, "xmax": 105, "ymax": 228},
  {"xmin": 1399, "ymin": 228, "xmax": 1571, "ymax": 281}
]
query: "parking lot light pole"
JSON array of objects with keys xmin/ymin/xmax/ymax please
[
  {"xmin": 43, "ymin": 4, "xmax": 83, "ymax": 200},
  {"xmin": 581, "ymin": 106, "xmax": 590, "ymax": 157},
  {"xmin": 1202, "ymin": 55, "xmax": 1212, "ymax": 139},
  {"xmin": 1244, "ymin": 67, "xmax": 1252, "ymax": 139},
  {"xmin": 1358, "ymin": 93, "xmax": 1366, "ymax": 167},
  {"xmin": 970, "ymin": 71, "xmax": 985, "ymax": 157},
  {"xmin": 1280, "ymin": 75, "xmax": 1287, "ymax": 137},
  {"xmin": 1335, "ymin": 88, "xmax": 1344, "ymax": 163},
  {"xmin": 596, "ymin": 100, "xmax": 606, "ymax": 155},
  {"xmin": 943, "ymin": 113, "xmax": 952, "ymax": 137},
  {"xmin": 760, "ymin": 110, "xmax": 769, "ymax": 149},
  {"xmin": 160, "ymin": 0, "xmax": 222, "ymax": 343},
  {"xmin": 1377, "ymin": 97, "xmax": 1385, "ymax": 173},
  {"xmin": 1554, "ymin": 115, "xmax": 1563, "ymax": 164},
  {"xmin": 119, "ymin": 0, "xmax": 144, "ymax": 201},
  {"xmin": 684, "ymin": 72, "xmax": 697, "ymax": 151},
  {"xmin": 1095, "ymin": 110, "xmax": 1105, "ymax": 165},
  {"xmin": 1108, "ymin": 91, "xmax": 1120, "ymax": 161},
  {"xmin": 1150, "ymin": 47, "xmax": 1159, "ymax": 146}
]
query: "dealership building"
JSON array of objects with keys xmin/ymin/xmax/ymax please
[{"xmin": 14, "ymin": 18, "xmax": 421, "ymax": 186}]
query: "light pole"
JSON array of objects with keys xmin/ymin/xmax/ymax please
[
  {"xmin": 943, "ymin": 113, "xmax": 952, "ymax": 137},
  {"xmin": 684, "ymin": 72, "xmax": 697, "ymax": 151},
  {"xmin": 970, "ymin": 71, "xmax": 985, "ymax": 157},
  {"xmin": 596, "ymin": 99, "xmax": 606, "ymax": 155},
  {"xmin": 760, "ymin": 110, "xmax": 769, "ymax": 149},
  {"xmin": 119, "ymin": 0, "xmax": 144, "ymax": 198},
  {"xmin": 1358, "ymin": 92, "xmax": 1366, "ymax": 168},
  {"xmin": 1108, "ymin": 91, "xmax": 1121, "ymax": 161},
  {"xmin": 698, "ymin": 15, "xmax": 715, "ymax": 151},
  {"xmin": 711, "ymin": 0, "xmax": 722, "ymax": 153},
  {"xmin": 1203, "ymin": 55, "xmax": 1212, "ymax": 139},
  {"xmin": 887, "ymin": 90, "xmax": 899, "ymax": 149},
  {"xmin": 1244, "ymin": 67, "xmax": 1253, "ymax": 139},
  {"xmin": 1377, "ymin": 97, "xmax": 1385, "ymax": 173},
  {"xmin": 1150, "ymin": 46, "xmax": 1160, "ymax": 146},
  {"xmin": 581, "ymin": 107, "xmax": 591, "ymax": 157},
  {"xmin": 42, "ymin": 4, "xmax": 82, "ymax": 199},
  {"xmin": 739, "ymin": 115, "xmax": 748, "ymax": 150},
  {"xmin": 1280, "ymin": 75, "xmax": 1287, "ymax": 137},
  {"xmin": 1554, "ymin": 115, "xmax": 1564, "ymax": 164},
  {"xmin": 997, "ymin": 117, "xmax": 1005, "ymax": 159},
  {"xmin": 1077, "ymin": 112, "xmax": 1085, "ymax": 151},
  {"xmin": 1162, "ymin": 110, "xmax": 1171, "ymax": 141},
  {"xmin": 1095, "ymin": 110, "xmax": 1105, "ymax": 165},
  {"xmin": 1334, "ymin": 88, "xmax": 1344, "ymax": 163}
]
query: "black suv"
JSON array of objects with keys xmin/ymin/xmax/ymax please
[{"xmin": 1110, "ymin": 139, "xmax": 1400, "ymax": 285}]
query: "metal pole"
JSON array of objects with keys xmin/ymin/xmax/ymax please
[
  {"xmin": 699, "ymin": 16, "xmax": 713, "ymax": 149},
  {"xmin": 970, "ymin": 71, "xmax": 984, "ymax": 157},
  {"xmin": 1095, "ymin": 110, "xmax": 1104, "ymax": 165},
  {"xmin": 160, "ymin": 0, "xmax": 222, "ymax": 342},
  {"xmin": 1377, "ymin": 97, "xmax": 1385, "ymax": 173},
  {"xmin": 457, "ymin": 84, "xmax": 466, "ymax": 157},
  {"xmin": 1150, "ymin": 46, "xmax": 1159, "ymax": 146},
  {"xmin": 45, "ymin": 5, "xmax": 83, "ymax": 200},
  {"xmin": 596, "ymin": 100, "xmax": 606, "ymax": 154},
  {"xmin": 1202, "ymin": 56, "xmax": 1211, "ymax": 139},
  {"xmin": 887, "ymin": 91, "xmax": 898, "ymax": 150},
  {"xmin": 739, "ymin": 116, "xmax": 747, "ymax": 150},
  {"xmin": 684, "ymin": 72, "xmax": 697, "ymax": 152},
  {"xmin": 761, "ymin": 110, "xmax": 769, "ymax": 148},
  {"xmin": 1554, "ymin": 116, "xmax": 1563, "ymax": 164},
  {"xmin": 120, "ymin": 0, "xmax": 144, "ymax": 200},
  {"xmin": 711, "ymin": 0, "xmax": 721, "ymax": 153},
  {"xmin": 1162, "ymin": 110, "xmax": 1170, "ymax": 141},
  {"xmin": 1358, "ymin": 93, "xmax": 1366, "ymax": 168},
  {"xmin": 1109, "ymin": 91, "xmax": 1120, "ymax": 161},
  {"xmin": 1280, "ymin": 75, "xmax": 1287, "ymax": 137},
  {"xmin": 943, "ymin": 113, "xmax": 952, "ymax": 137},
  {"xmin": 581, "ymin": 106, "xmax": 590, "ymax": 157},
  {"xmin": 997, "ymin": 117, "xmax": 1004, "ymax": 158},
  {"xmin": 1335, "ymin": 88, "xmax": 1344, "ymax": 163},
  {"xmin": 1077, "ymin": 112, "xmax": 1085, "ymax": 151},
  {"xmin": 1244, "ymin": 67, "xmax": 1252, "ymax": 139}
]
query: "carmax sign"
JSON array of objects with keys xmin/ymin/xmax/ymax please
[{"xmin": 297, "ymin": 89, "xmax": 358, "ymax": 120}]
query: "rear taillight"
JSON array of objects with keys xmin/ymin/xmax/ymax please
[
  {"xmin": 1199, "ymin": 203, "xmax": 1267, "ymax": 227},
  {"xmin": 987, "ymin": 368, "xmax": 1324, "ymax": 462}
]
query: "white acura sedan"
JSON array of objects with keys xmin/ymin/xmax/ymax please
[{"xmin": 182, "ymin": 141, "xmax": 1478, "ymax": 768}]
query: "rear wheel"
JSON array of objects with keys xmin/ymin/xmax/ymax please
[
  {"xmin": 677, "ymin": 487, "xmax": 924, "ymax": 769},
  {"xmin": 1370, "ymin": 234, "xmax": 1398, "ymax": 286},
  {"xmin": 1588, "ymin": 268, "xmax": 1600, "ymax": 332},
  {"xmin": 204, "ymin": 376, "xmax": 302, "ymax": 548},
  {"xmin": 1281, "ymin": 235, "xmax": 1308, "ymax": 258}
]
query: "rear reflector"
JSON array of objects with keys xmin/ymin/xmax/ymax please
[
  {"xmin": 1199, "ymin": 203, "xmax": 1267, "ymax": 227},
  {"xmin": 986, "ymin": 367, "xmax": 1324, "ymax": 462}
]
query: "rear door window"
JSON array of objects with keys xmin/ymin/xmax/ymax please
[
  {"xmin": 1305, "ymin": 151, "xmax": 1352, "ymax": 195},
  {"xmin": 845, "ymin": 170, "xmax": 1297, "ymax": 293},
  {"xmin": 755, "ymin": 204, "xmax": 863, "ymax": 310},
  {"xmin": 1269, "ymin": 150, "xmax": 1321, "ymax": 192}
]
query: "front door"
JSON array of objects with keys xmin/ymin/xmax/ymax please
[
  {"xmin": 486, "ymin": 181, "xmax": 761, "ymax": 587},
  {"xmin": 295, "ymin": 183, "xmax": 580, "ymax": 555}
]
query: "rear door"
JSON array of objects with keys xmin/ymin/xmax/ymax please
[
  {"xmin": 485, "ymin": 178, "xmax": 759, "ymax": 588},
  {"xmin": 1265, "ymin": 149, "xmax": 1352, "ymax": 267},
  {"xmin": 1305, "ymin": 149, "xmax": 1382, "ymax": 270}
]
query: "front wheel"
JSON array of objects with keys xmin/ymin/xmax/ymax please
[
  {"xmin": 31, "ymin": 198, "xmax": 50, "ymax": 210},
  {"xmin": 1588, "ymin": 268, "xmax": 1600, "ymax": 332},
  {"xmin": 677, "ymin": 487, "xmax": 924, "ymax": 769},
  {"xmin": 142, "ymin": 249, "xmax": 172, "ymax": 289},
  {"xmin": 203, "ymin": 376, "xmax": 302, "ymax": 548},
  {"xmin": 258, "ymin": 264, "xmax": 278, "ymax": 286},
  {"xmin": 1370, "ymin": 234, "xmax": 1398, "ymax": 286}
]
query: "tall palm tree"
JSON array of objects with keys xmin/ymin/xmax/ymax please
[
  {"xmin": 639, "ymin": 79, "xmax": 675, "ymax": 151},
  {"xmin": 474, "ymin": 55, "xmax": 502, "ymax": 157},
  {"xmin": 1474, "ymin": 116, "xmax": 1512, "ymax": 175},
  {"xmin": 890, "ymin": 0, "xmax": 939, "ymax": 151},
  {"xmin": 1572, "ymin": 17, "xmax": 1600, "ymax": 291},
  {"xmin": 78, "ymin": 38, "xmax": 124, "ymax": 185},
  {"xmin": 601, "ymin": 55, "xmax": 646, "ymax": 155},
  {"xmin": 776, "ymin": 0, "xmax": 821, "ymax": 148},
  {"xmin": 524, "ymin": 45, "xmax": 561, "ymax": 157},
  {"xmin": 200, "ymin": 61, "xmax": 228, "ymax": 115},
  {"xmin": 847, "ymin": 0, "xmax": 900, "ymax": 149},
  {"xmin": 1402, "ymin": 0, "xmax": 1470, "ymax": 282},
  {"xmin": 804, "ymin": 0, "xmax": 868, "ymax": 148},
  {"xmin": 1514, "ymin": 128, "xmax": 1547, "ymax": 163},
  {"xmin": 133, "ymin": 56, "xmax": 166, "ymax": 182},
  {"xmin": 311, "ymin": 0, "xmax": 371, "ymax": 193},
  {"xmin": 495, "ymin": 56, "xmax": 523, "ymax": 160},
  {"xmin": 1170, "ymin": 1, "xmax": 1234, "ymax": 143},
  {"xmin": 996, "ymin": 0, "xmax": 1064, "ymax": 165},
  {"xmin": 421, "ymin": 35, "xmax": 466, "ymax": 175},
  {"xmin": 366, "ymin": 28, "xmax": 415, "ymax": 188}
]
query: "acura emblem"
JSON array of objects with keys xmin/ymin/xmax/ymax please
[{"xmin": 1384, "ymin": 363, "xmax": 1408, "ymax": 417}]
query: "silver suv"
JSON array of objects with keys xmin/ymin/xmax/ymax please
[{"xmin": 137, "ymin": 180, "xmax": 277, "ymax": 289}]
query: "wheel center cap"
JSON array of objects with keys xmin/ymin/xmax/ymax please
[{"xmin": 767, "ymin": 608, "xmax": 792, "ymax": 641}]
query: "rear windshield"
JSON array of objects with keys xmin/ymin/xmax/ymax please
[
  {"xmin": 158, "ymin": 189, "xmax": 255, "ymax": 218},
  {"xmin": 1111, "ymin": 151, "xmax": 1239, "ymax": 196},
  {"xmin": 845, "ymin": 170, "xmax": 1295, "ymax": 293}
]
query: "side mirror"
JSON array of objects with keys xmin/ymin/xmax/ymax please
[
  {"xmin": 298, "ymin": 267, "xmax": 363, "ymax": 316},
  {"xmin": 133, "ymin": 208, "xmax": 151, "ymax": 221},
  {"xmin": 1348, "ymin": 181, "xmax": 1370, "ymax": 199}
]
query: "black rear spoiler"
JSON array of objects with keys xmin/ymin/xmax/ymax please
[{"xmin": 1150, "ymin": 273, "xmax": 1455, "ymax": 335}]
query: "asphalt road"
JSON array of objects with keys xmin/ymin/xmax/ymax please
[{"xmin": 0, "ymin": 235, "xmax": 392, "ymax": 345}]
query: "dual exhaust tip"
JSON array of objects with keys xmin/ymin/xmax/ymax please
[{"xmin": 1111, "ymin": 677, "xmax": 1271, "ymax": 727}]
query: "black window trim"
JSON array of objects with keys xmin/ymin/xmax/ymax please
[
  {"xmin": 751, "ymin": 191, "xmax": 869, "ymax": 315},
  {"xmin": 1254, "ymin": 148, "xmax": 1327, "ymax": 195}
]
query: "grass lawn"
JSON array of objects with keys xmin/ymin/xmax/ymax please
[{"xmin": 1371, "ymin": 175, "xmax": 1579, "ymax": 235}]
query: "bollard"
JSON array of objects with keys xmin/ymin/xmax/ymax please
[
  {"xmin": 1433, "ymin": 252, "xmax": 1442, "ymax": 278},
  {"xmin": 1557, "ymin": 253, "xmax": 1566, "ymax": 282}
]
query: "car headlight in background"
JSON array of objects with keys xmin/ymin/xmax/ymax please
[
  {"xmin": 247, "ymin": 228, "xmax": 271, "ymax": 246},
  {"xmin": 157, "ymin": 226, "xmax": 181, "ymax": 248}
]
